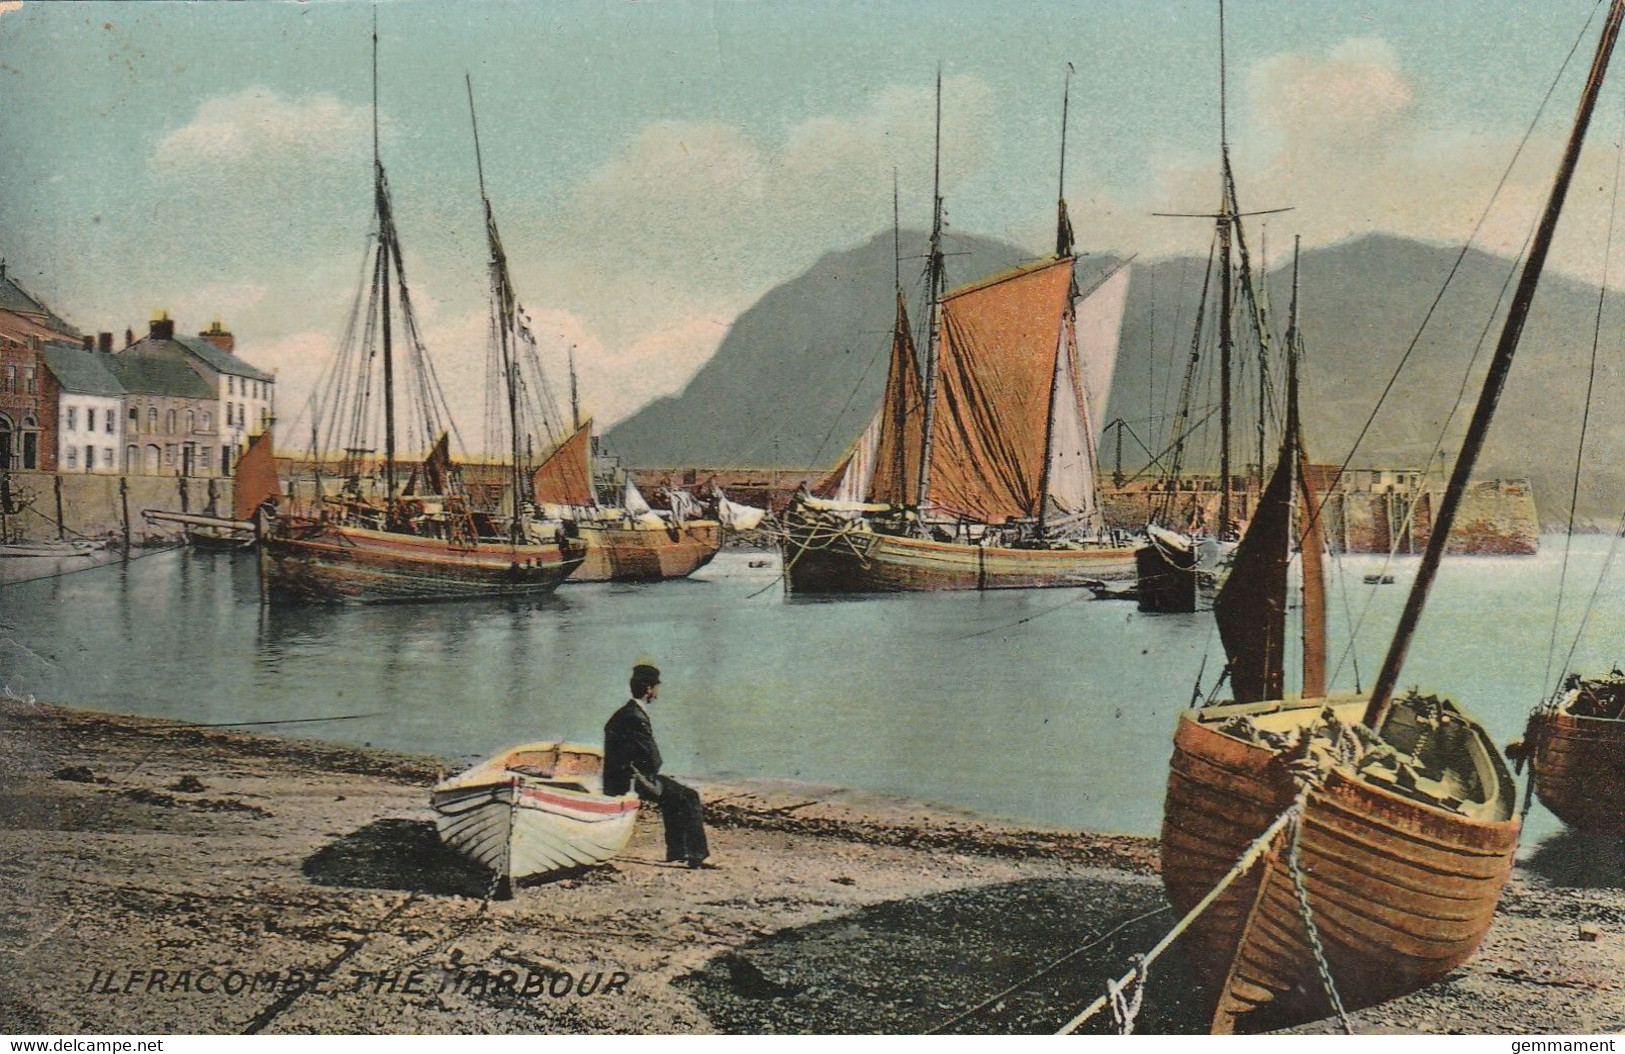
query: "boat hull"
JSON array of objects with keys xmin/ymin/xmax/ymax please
[
  {"xmin": 261, "ymin": 521, "xmax": 586, "ymax": 604},
  {"xmin": 432, "ymin": 742, "xmax": 639, "ymax": 883},
  {"xmin": 1528, "ymin": 709, "xmax": 1625, "ymax": 834},
  {"xmin": 781, "ymin": 522, "xmax": 1135, "ymax": 593},
  {"xmin": 571, "ymin": 520, "xmax": 721, "ymax": 583},
  {"xmin": 1161, "ymin": 695, "xmax": 1519, "ymax": 1033}
]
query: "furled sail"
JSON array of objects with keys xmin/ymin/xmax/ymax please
[
  {"xmin": 623, "ymin": 478, "xmax": 654, "ymax": 517},
  {"xmin": 532, "ymin": 420, "xmax": 595, "ymax": 508},
  {"xmin": 421, "ymin": 431, "xmax": 452, "ymax": 496},
  {"xmin": 866, "ymin": 291, "xmax": 924, "ymax": 507},
  {"xmin": 233, "ymin": 430, "xmax": 281, "ymax": 521},
  {"xmin": 716, "ymin": 490, "xmax": 767, "ymax": 531}
]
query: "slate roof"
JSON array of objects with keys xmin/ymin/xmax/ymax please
[
  {"xmin": 0, "ymin": 269, "xmax": 80, "ymax": 337},
  {"xmin": 42, "ymin": 344, "xmax": 125, "ymax": 397},
  {"xmin": 112, "ymin": 340, "xmax": 215, "ymax": 399},
  {"xmin": 173, "ymin": 334, "xmax": 275, "ymax": 384}
]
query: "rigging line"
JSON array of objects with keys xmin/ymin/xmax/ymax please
[
  {"xmin": 140, "ymin": 712, "xmax": 385, "ymax": 731},
  {"xmin": 924, "ymin": 903, "xmax": 1172, "ymax": 1035},
  {"xmin": 1329, "ymin": 218, "xmax": 1541, "ymax": 685},
  {"xmin": 1555, "ymin": 507, "xmax": 1625, "ymax": 682},
  {"xmin": 0, "ymin": 544, "xmax": 186, "ymax": 589},
  {"xmin": 1547, "ymin": 102, "xmax": 1625, "ymax": 691},
  {"xmin": 945, "ymin": 588, "xmax": 1092, "ymax": 642},
  {"xmin": 1310, "ymin": 0, "xmax": 1604, "ymax": 528}
]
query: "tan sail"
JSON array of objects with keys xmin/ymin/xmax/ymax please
[
  {"xmin": 233, "ymin": 430, "xmax": 281, "ymax": 521},
  {"xmin": 532, "ymin": 420, "xmax": 595, "ymax": 508},
  {"xmin": 867, "ymin": 291, "xmax": 924, "ymax": 507},
  {"xmin": 928, "ymin": 257, "xmax": 1074, "ymax": 523}
]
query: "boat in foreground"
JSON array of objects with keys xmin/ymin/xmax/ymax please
[
  {"xmin": 1162, "ymin": 692, "xmax": 1517, "ymax": 1032},
  {"xmin": 1514, "ymin": 673, "xmax": 1625, "ymax": 834},
  {"xmin": 0, "ymin": 539, "xmax": 103, "ymax": 558},
  {"xmin": 432, "ymin": 741, "xmax": 640, "ymax": 893}
]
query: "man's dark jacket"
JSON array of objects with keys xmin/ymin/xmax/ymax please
[{"xmin": 603, "ymin": 700, "xmax": 660, "ymax": 797}]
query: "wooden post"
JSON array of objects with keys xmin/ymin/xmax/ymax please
[
  {"xmin": 53, "ymin": 474, "xmax": 65, "ymax": 541},
  {"xmin": 119, "ymin": 476, "xmax": 131, "ymax": 557}
]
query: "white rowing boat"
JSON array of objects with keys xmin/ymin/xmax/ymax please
[{"xmin": 431, "ymin": 741, "xmax": 639, "ymax": 894}]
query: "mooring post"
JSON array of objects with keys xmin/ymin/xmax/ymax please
[
  {"xmin": 53, "ymin": 473, "xmax": 65, "ymax": 541},
  {"xmin": 119, "ymin": 476, "xmax": 131, "ymax": 557}
]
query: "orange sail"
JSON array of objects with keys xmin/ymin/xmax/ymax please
[
  {"xmin": 867, "ymin": 291, "xmax": 924, "ymax": 506},
  {"xmin": 927, "ymin": 258, "xmax": 1075, "ymax": 523},
  {"xmin": 233, "ymin": 430, "xmax": 281, "ymax": 520},
  {"xmin": 532, "ymin": 420, "xmax": 595, "ymax": 508}
]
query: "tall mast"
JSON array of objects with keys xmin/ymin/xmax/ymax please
[
  {"xmin": 914, "ymin": 68, "xmax": 948, "ymax": 521},
  {"xmin": 1364, "ymin": 0, "xmax": 1625, "ymax": 726},
  {"xmin": 1216, "ymin": 0, "xmax": 1233, "ymax": 540},
  {"xmin": 889, "ymin": 171, "xmax": 909, "ymax": 505},
  {"xmin": 568, "ymin": 345, "xmax": 580, "ymax": 433},
  {"xmin": 1056, "ymin": 63, "xmax": 1075, "ymax": 257},
  {"xmin": 374, "ymin": 11, "xmax": 397, "ymax": 506},
  {"xmin": 466, "ymin": 74, "xmax": 525, "ymax": 541}
]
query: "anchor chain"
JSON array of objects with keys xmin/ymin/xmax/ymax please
[{"xmin": 1286, "ymin": 809, "xmax": 1354, "ymax": 1035}]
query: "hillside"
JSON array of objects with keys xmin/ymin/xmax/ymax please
[{"xmin": 606, "ymin": 230, "xmax": 1625, "ymax": 524}]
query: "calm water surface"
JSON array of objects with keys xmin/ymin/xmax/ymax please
[{"xmin": 4, "ymin": 540, "xmax": 1622, "ymax": 851}]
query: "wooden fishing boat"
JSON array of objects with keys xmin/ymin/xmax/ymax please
[
  {"xmin": 261, "ymin": 33, "xmax": 584, "ymax": 605},
  {"xmin": 0, "ymin": 538, "xmax": 102, "ymax": 558},
  {"xmin": 1513, "ymin": 674, "xmax": 1625, "ymax": 835},
  {"xmin": 781, "ymin": 78, "xmax": 1133, "ymax": 594},
  {"xmin": 530, "ymin": 422, "xmax": 723, "ymax": 583},
  {"xmin": 432, "ymin": 741, "xmax": 640, "ymax": 892},
  {"xmin": 1163, "ymin": 693, "xmax": 1518, "ymax": 1033},
  {"xmin": 1159, "ymin": 0, "xmax": 1624, "ymax": 1027}
]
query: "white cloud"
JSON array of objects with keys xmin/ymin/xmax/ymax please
[
  {"xmin": 0, "ymin": 2, "xmax": 25, "ymax": 16},
  {"xmin": 150, "ymin": 87, "xmax": 371, "ymax": 178}
]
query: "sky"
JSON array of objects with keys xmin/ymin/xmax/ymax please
[{"xmin": 2, "ymin": 0, "xmax": 1622, "ymax": 448}]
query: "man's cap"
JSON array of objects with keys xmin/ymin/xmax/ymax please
[{"xmin": 632, "ymin": 661, "xmax": 661, "ymax": 684}]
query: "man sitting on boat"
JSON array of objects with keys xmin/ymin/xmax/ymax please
[{"xmin": 603, "ymin": 662, "xmax": 714, "ymax": 869}]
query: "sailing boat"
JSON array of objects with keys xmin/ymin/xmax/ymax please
[
  {"xmin": 781, "ymin": 74, "xmax": 1134, "ymax": 594},
  {"xmin": 1160, "ymin": 0, "xmax": 1625, "ymax": 1028},
  {"xmin": 1135, "ymin": 13, "xmax": 1282, "ymax": 615},
  {"xmin": 260, "ymin": 26, "xmax": 586, "ymax": 604}
]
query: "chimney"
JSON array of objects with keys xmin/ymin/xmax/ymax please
[
  {"xmin": 124, "ymin": 328, "xmax": 134, "ymax": 348},
  {"xmin": 149, "ymin": 312, "xmax": 175, "ymax": 342},
  {"xmin": 198, "ymin": 318, "xmax": 235, "ymax": 354},
  {"xmin": 98, "ymin": 332, "xmax": 113, "ymax": 354},
  {"xmin": 82, "ymin": 335, "xmax": 93, "ymax": 351}
]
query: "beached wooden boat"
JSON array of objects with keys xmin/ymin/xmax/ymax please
[
  {"xmin": 1515, "ymin": 674, "xmax": 1625, "ymax": 834},
  {"xmin": 1163, "ymin": 693, "xmax": 1518, "ymax": 1032},
  {"xmin": 1158, "ymin": 0, "xmax": 1624, "ymax": 1027},
  {"xmin": 432, "ymin": 741, "xmax": 640, "ymax": 891},
  {"xmin": 781, "ymin": 81, "xmax": 1133, "ymax": 595}
]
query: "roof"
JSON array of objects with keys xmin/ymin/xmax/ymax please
[
  {"xmin": 0, "ymin": 307, "xmax": 80, "ymax": 347},
  {"xmin": 0, "ymin": 268, "xmax": 79, "ymax": 337},
  {"xmin": 173, "ymin": 334, "xmax": 275, "ymax": 383},
  {"xmin": 112, "ymin": 341, "xmax": 215, "ymax": 399},
  {"xmin": 42, "ymin": 344, "xmax": 125, "ymax": 397}
]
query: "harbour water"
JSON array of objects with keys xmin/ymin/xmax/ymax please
[{"xmin": 3, "ymin": 539, "xmax": 1621, "ymax": 849}]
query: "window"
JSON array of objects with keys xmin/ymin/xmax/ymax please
[
  {"xmin": 105, "ymin": 413, "xmax": 114, "ymax": 434},
  {"xmin": 87, "ymin": 408, "xmax": 96, "ymax": 432},
  {"xmin": 2, "ymin": 365, "xmax": 13, "ymax": 392},
  {"xmin": 185, "ymin": 410, "xmax": 195, "ymax": 433},
  {"xmin": 201, "ymin": 411, "xmax": 212, "ymax": 431},
  {"xmin": 164, "ymin": 443, "xmax": 176, "ymax": 466},
  {"xmin": 228, "ymin": 376, "xmax": 235, "ymax": 395},
  {"xmin": 103, "ymin": 446, "xmax": 112, "ymax": 467},
  {"xmin": 129, "ymin": 407, "xmax": 139, "ymax": 434},
  {"xmin": 147, "ymin": 407, "xmax": 158, "ymax": 431},
  {"xmin": 221, "ymin": 445, "xmax": 232, "ymax": 473},
  {"xmin": 200, "ymin": 447, "xmax": 212, "ymax": 473},
  {"xmin": 225, "ymin": 403, "xmax": 234, "ymax": 427},
  {"xmin": 84, "ymin": 445, "xmax": 94, "ymax": 471},
  {"xmin": 66, "ymin": 447, "xmax": 77, "ymax": 469},
  {"xmin": 66, "ymin": 407, "xmax": 77, "ymax": 431},
  {"xmin": 166, "ymin": 409, "xmax": 176, "ymax": 434},
  {"xmin": 23, "ymin": 367, "xmax": 34, "ymax": 394}
]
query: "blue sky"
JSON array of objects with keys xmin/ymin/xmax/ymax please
[{"xmin": 0, "ymin": 0, "xmax": 1617, "ymax": 437}]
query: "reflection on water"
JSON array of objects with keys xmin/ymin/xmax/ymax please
[{"xmin": 2, "ymin": 540, "xmax": 1620, "ymax": 841}]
